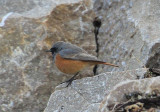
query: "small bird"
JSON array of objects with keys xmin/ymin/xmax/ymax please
[
  {"xmin": 93, "ymin": 16, "xmax": 102, "ymax": 36},
  {"xmin": 46, "ymin": 41, "xmax": 118, "ymax": 87}
]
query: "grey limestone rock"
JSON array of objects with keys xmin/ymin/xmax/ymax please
[
  {"xmin": 0, "ymin": 0, "xmax": 96, "ymax": 111},
  {"xmin": 44, "ymin": 68, "xmax": 147, "ymax": 112},
  {"xmin": 93, "ymin": 0, "xmax": 160, "ymax": 74}
]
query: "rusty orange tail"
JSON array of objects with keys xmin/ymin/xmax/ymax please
[
  {"xmin": 102, "ymin": 62, "xmax": 119, "ymax": 67},
  {"xmin": 87, "ymin": 61, "xmax": 119, "ymax": 67}
]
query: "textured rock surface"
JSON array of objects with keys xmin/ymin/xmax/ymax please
[
  {"xmin": 93, "ymin": 0, "xmax": 160, "ymax": 74},
  {"xmin": 0, "ymin": 0, "xmax": 96, "ymax": 112},
  {"xmin": 44, "ymin": 68, "xmax": 147, "ymax": 112},
  {"xmin": 44, "ymin": 0, "xmax": 160, "ymax": 111},
  {"xmin": 99, "ymin": 76, "xmax": 160, "ymax": 112}
]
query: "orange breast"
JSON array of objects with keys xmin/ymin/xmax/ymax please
[{"xmin": 55, "ymin": 54, "xmax": 90, "ymax": 74}]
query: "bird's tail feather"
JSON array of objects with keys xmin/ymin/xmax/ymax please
[
  {"xmin": 87, "ymin": 60, "xmax": 119, "ymax": 67},
  {"xmin": 102, "ymin": 62, "xmax": 119, "ymax": 67}
]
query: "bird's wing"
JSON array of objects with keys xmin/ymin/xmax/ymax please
[{"xmin": 59, "ymin": 49, "xmax": 100, "ymax": 62}]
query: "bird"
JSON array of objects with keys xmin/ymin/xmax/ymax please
[
  {"xmin": 93, "ymin": 16, "xmax": 102, "ymax": 36},
  {"xmin": 46, "ymin": 41, "xmax": 118, "ymax": 87}
]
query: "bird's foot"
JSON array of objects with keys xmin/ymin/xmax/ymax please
[
  {"xmin": 60, "ymin": 72, "xmax": 79, "ymax": 87},
  {"xmin": 60, "ymin": 77, "xmax": 74, "ymax": 87}
]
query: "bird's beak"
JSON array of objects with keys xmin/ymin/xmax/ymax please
[{"xmin": 46, "ymin": 49, "xmax": 51, "ymax": 52}]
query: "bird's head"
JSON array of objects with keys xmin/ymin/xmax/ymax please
[{"xmin": 46, "ymin": 41, "xmax": 65, "ymax": 55}]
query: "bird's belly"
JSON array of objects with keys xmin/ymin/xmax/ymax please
[{"xmin": 55, "ymin": 54, "xmax": 89, "ymax": 74}]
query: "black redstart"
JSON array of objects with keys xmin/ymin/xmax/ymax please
[{"xmin": 47, "ymin": 41, "xmax": 118, "ymax": 87}]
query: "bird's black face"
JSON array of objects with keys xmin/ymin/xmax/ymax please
[
  {"xmin": 46, "ymin": 47, "xmax": 59, "ymax": 59},
  {"xmin": 46, "ymin": 47, "xmax": 58, "ymax": 61},
  {"xmin": 49, "ymin": 47, "xmax": 58, "ymax": 55},
  {"xmin": 46, "ymin": 41, "xmax": 65, "ymax": 59}
]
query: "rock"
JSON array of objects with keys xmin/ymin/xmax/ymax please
[
  {"xmin": 99, "ymin": 76, "xmax": 160, "ymax": 112},
  {"xmin": 0, "ymin": 0, "xmax": 96, "ymax": 111},
  {"xmin": 44, "ymin": 68, "xmax": 147, "ymax": 112},
  {"xmin": 0, "ymin": 0, "xmax": 83, "ymax": 18},
  {"xmin": 93, "ymin": 0, "xmax": 160, "ymax": 74}
]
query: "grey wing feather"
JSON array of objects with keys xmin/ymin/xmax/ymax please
[{"xmin": 59, "ymin": 49, "xmax": 100, "ymax": 61}]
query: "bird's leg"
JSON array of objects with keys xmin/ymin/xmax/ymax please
[
  {"xmin": 66, "ymin": 72, "xmax": 79, "ymax": 87},
  {"xmin": 61, "ymin": 72, "xmax": 79, "ymax": 87}
]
